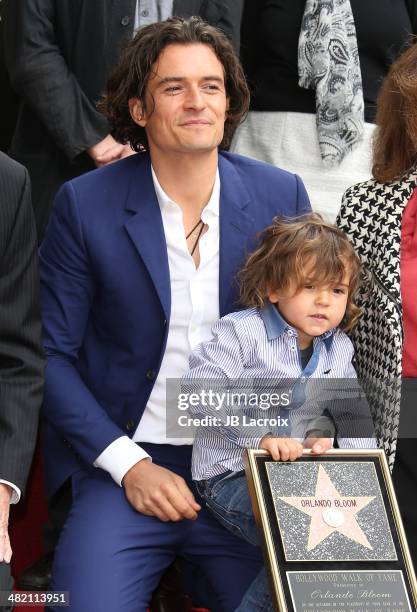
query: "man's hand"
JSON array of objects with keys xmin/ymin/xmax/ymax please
[
  {"xmin": 303, "ymin": 436, "xmax": 333, "ymax": 454},
  {"xmin": 0, "ymin": 484, "xmax": 12, "ymax": 563},
  {"xmin": 259, "ymin": 436, "xmax": 303, "ymax": 461},
  {"xmin": 87, "ymin": 135, "xmax": 136, "ymax": 167},
  {"xmin": 122, "ymin": 459, "xmax": 201, "ymax": 522}
]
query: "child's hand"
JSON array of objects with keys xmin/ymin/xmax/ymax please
[
  {"xmin": 259, "ymin": 436, "xmax": 303, "ymax": 461},
  {"xmin": 303, "ymin": 437, "xmax": 333, "ymax": 454}
]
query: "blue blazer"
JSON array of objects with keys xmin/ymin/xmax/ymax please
[{"xmin": 40, "ymin": 151, "xmax": 310, "ymax": 495}]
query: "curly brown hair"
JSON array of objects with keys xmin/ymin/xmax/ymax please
[
  {"xmin": 373, "ymin": 39, "xmax": 417, "ymax": 182},
  {"xmin": 98, "ymin": 16, "xmax": 249, "ymax": 152},
  {"xmin": 239, "ymin": 214, "xmax": 362, "ymax": 332}
]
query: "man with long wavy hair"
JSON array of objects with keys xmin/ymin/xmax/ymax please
[{"xmin": 40, "ymin": 17, "xmax": 310, "ymax": 611}]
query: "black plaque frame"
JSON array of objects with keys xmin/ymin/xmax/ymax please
[{"xmin": 244, "ymin": 449, "xmax": 417, "ymax": 611}]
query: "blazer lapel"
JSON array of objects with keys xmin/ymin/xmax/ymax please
[
  {"xmin": 123, "ymin": 153, "xmax": 256, "ymax": 320},
  {"xmin": 124, "ymin": 156, "xmax": 171, "ymax": 320},
  {"xmin": 218, "ymin": 154, "xmax": 254, "ymax": 316}
]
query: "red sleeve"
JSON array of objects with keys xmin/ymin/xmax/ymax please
[{"xmin": 400, "ymin": 188, "xmax": 417, "ymax": 377}]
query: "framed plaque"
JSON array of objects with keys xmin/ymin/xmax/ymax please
[{"xmin": 244, "ymin": 449, "xmax": 417, "ymax": 611}]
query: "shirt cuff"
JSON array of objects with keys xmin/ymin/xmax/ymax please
[
  {"xmin": 93, "ymin": 436, "xmax": 151, "ymax": 486},
  {"xmin": 0, "ymin": 479, "xmax": 21, "ymax": 504}
]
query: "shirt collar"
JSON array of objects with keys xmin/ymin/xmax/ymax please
[
  {"xmin": 151, "ymin": 165, "xmax": 220, "ymax": 219},
  {"xmin": 259, "ymin": 301, "xmax": 335, "ymax": 351}
]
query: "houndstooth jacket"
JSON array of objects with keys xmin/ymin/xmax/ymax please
[{"xmin": 337, "ymin": 170, "xmax": 417, "ymax": 468}]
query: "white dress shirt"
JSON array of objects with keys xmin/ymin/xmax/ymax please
[{"xmin": 94, "ymin": 166, "xmax": 220, "ymax": 485}]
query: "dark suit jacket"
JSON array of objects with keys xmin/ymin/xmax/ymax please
[
  {"xmin": 39, "ymin": 151, "xmax": 310, "ymax": 496},
  {"xmin": 3, "ymin": 0, "xmax": 243, "ymax": 240},
  {"xmin": 0, "ymin": 152, "xmax": 44, "ymax": 494}
]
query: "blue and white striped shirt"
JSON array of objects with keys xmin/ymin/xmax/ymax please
[{"xmin": 181, "ymin": 303, "xmax": 376, "ymax": 481}]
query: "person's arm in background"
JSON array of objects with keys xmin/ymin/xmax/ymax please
[
  {"xmin": 0, "ymin": 156, "xmax": 45, "ymax": 562},
  {"xmin": 2, "ymin": 0, "xmax": 132, "ymax": 166},
  {"xmin": 238, "ymin": 0, "xmax": 264, "ymax": 86},
  {"xmin": 405, "ymin": 0, "xmax": 417, "ymax": 32},
  {"xmin": 205, "ymin": 0, "xmax": 244, "ymax": 52}
]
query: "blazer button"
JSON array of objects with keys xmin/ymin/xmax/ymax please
[
  {"xmin": 146, "ymin": 369, "xmax": 156, "ymax": 381},
  {"xmin": 121, "ymin": 15, "xmax": 130, "ymax": 26},
  {"xmin": 126, "ymin": 419, "xmax": 135, "ymax": 432}
]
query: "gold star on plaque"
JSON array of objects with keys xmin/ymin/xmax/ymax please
[{"xmin": 278, "ymin": 465, "xmax": 375, "ymax": 551}]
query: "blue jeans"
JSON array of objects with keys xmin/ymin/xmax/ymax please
[{"xmin": 196, "ymin": 471, "xmax": 273, "ymax": 612}]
